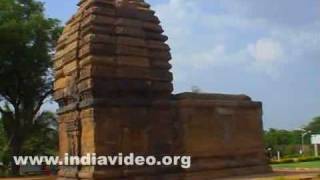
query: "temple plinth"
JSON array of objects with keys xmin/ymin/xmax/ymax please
[{"xmin": 53, "ymin": 0, "xmax": 270, "ymax": 179}]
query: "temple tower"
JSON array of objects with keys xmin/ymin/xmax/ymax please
[{"xmin": 54, "ymin": 0, "xmax": 176, "ymax": 179}]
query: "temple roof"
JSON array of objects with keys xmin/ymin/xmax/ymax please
[{"xmin": 53, "ymin": 0, "xmax": 173, "ymax": 106}]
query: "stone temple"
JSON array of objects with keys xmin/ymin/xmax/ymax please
[{"xmin": 53, "ymin": 0, "xmax": 270, "ymax": 179}]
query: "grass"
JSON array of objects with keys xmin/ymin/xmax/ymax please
[{"xmin": 272, "ymin": 160, "xmax": 320, "ymax": 169}]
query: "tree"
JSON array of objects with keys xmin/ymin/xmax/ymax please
[
  {"xmin": 305, "ymin": 116, "xmax": 320, "ymax": 134},
  {"xmin": 0, "ymin": 118, "xmax": 5, "ymax": 148},
  {"xmin": 0, "ymin": 0, "xmax": 62, "ymax": 174},
  {"xmin": 0, "ymin": 117, "xmax": 8, "ymax": 162},
  {"xmin": 264, "ymin": 128, "xmax": 304, "ymax": 157},
  {"xmin": 22, "ymin": 111, "xmax": 58, "ymax": 156},
  {"xmin": 0, "ymin": 112, "xmax": 58, "ymax": 176}
]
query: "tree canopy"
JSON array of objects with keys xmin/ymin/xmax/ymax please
[
  {"xmin": 0, "ymin": 0, "xmax": 62, "ymax": 174},
  {"xmin": 305, "ymin": 116, "xmax": 320, "ymax": 134},
  {"xmin": 0, "ymin": 0, "xmax": 61, "ymax": 113},
  {"xmin": 264, "ymin": 116, "xmax": 320, "ymax": 157}
]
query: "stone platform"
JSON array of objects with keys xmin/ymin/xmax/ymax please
[{"xmin": 56, "ymin": 93, "xmax": 270, "ymax": 180}]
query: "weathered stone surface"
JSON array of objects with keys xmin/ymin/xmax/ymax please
[{"xmin": 54, "ymin": 0, "xmax": 270, "ymax": 179}]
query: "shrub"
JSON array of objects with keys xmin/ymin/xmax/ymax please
[
  {"xmin": 271, "ymin": 156, "xmax": 320, "ymax": 164},
  {"xmin": 297, "ymin": 156, "xmax": 320, "ymax": 162},
  {"xmin": 271, "ymin": 158, "xmax": 295, "ymax": 164}
]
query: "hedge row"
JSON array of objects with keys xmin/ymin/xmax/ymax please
[{"xmin": 271, "ymin": 156, "xmax": 320, "ymax": 164}]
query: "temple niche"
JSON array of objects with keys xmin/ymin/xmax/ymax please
[{"xmin": 53, "ymin": 0, "xmax": 270, "ymax": 179}]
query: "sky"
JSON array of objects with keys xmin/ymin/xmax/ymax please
[{"xmin": 41, "ymin": 0, "xmax": 320, "ymax": 130}]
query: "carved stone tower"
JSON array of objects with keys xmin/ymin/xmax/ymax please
[{"xmin": 54, "ymin": 0, "xmax": 270, "ymax": 179}]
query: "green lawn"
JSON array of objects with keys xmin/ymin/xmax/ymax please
[{"xmin": 272, "ymin": 161, "xmax": 320, "ymax": 169}]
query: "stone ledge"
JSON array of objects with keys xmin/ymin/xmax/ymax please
[{"xmin": 174, "ymin": 92, "xmax": 252, "ymax": 101}]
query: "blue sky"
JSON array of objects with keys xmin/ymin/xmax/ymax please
[{"xmin": 41, "ymin": 0, "xmax": 320, "ymax": 130}]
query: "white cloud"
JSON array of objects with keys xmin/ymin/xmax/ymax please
[
  {"xmin": 246, "ymin": 38, "xmax": 285, "ymax": 78},
  {"xmin": 248, "ymin": 38, "xmax": 284, "ymax": 63},
  {"xmin": 188, "ymin": 45, "xmax": 226, "ymax": 68},
  {"xmin": 176, "ymin": 45, "xmax": 250, "ymax": 70},
  {"xmin": 153, "ymin": 0, "xmax": 319, "ymax": 78},
  {"xmin": 220, "ymin": 0, "xmax": 320, "ymax": 27},
  {"xmin": 154, "ymin": 0, "xmax": 252, "ymax": 70}
]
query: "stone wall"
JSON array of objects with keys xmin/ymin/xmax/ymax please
[
  {"xmin": 57, "ymin": 93, "xmax": 270, "ymax": 179},
  {"xmin": 173, "ymin": 93, "xmax": 270, "ymax": 179}
]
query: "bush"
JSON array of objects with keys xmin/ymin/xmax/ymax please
[
  {"xmin": 271, "ymin": 156, "xmax": 320, "ymax": 164},
  {"xmin": 0, "ymin": 167, "xmax": 9, "ymax": 177},
  {"xmin": 297, "ymin": 156, "xmax": 320, "ymax": 162},
  {"xmin": 271, "ymin": 158, "xmax": 295, "ymax": 164}
]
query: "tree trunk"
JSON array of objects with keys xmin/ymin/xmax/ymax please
[{"xmin": 10, "ymin": 137, "xmax": 23, "ymax": 176}]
